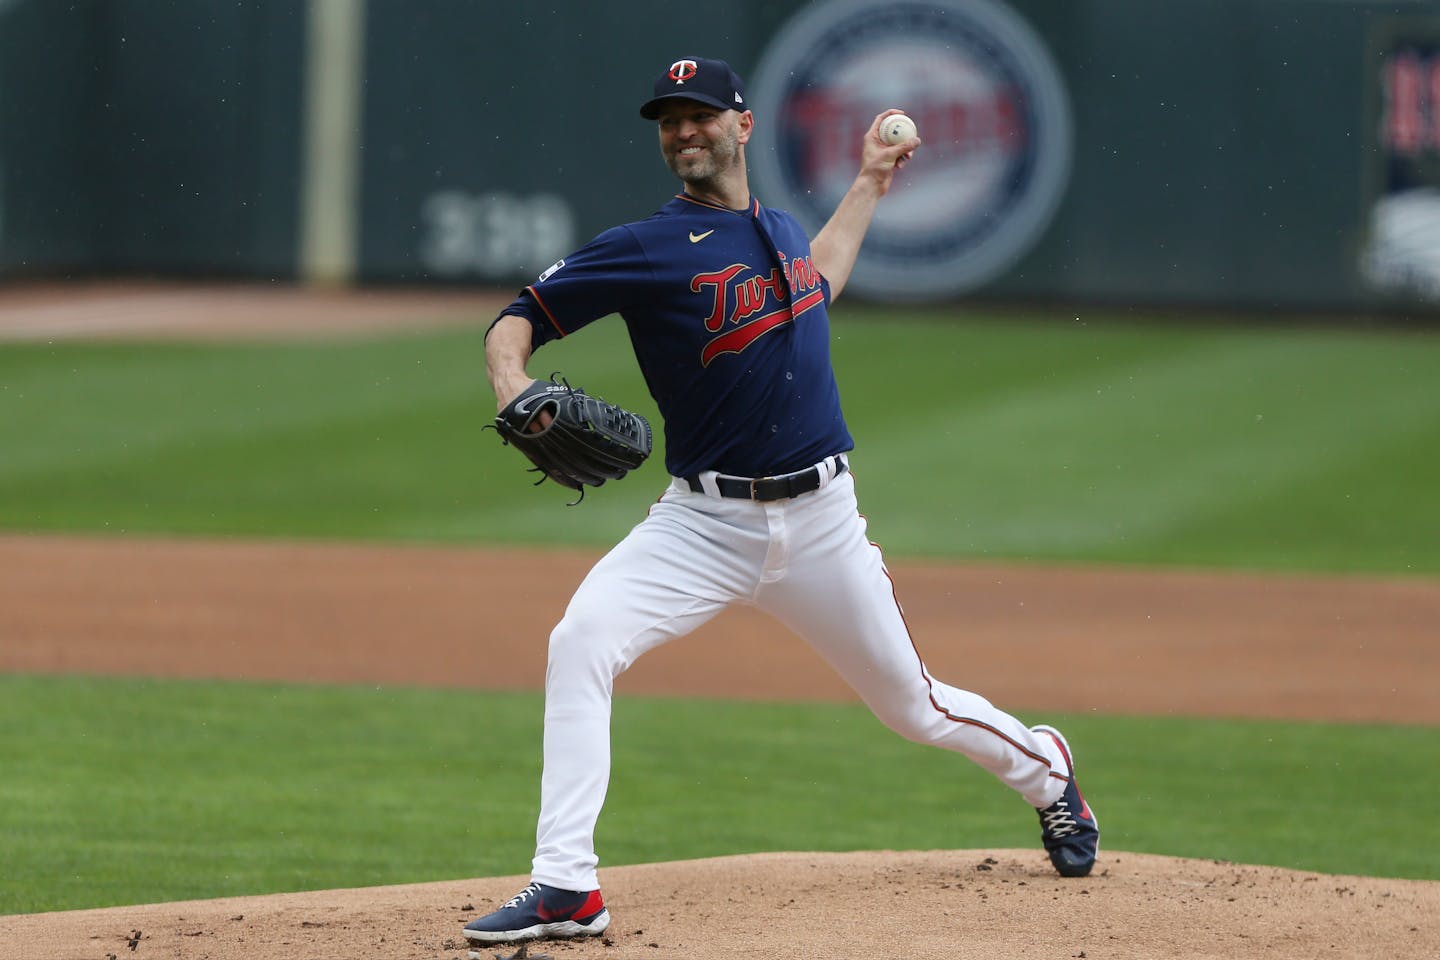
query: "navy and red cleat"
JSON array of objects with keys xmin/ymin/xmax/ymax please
[
  {"xmin": 1031, "ymin": 724, "xmax": 1100, "ymax": 878},
  {"xmin": 462, "ymin": 881, "xmax": 610, "ymax": 945}
]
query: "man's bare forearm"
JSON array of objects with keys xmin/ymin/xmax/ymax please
[
  {"xmin": 809, "ymin": 176, "xmax": 885, "ymax": 302},
  {"xmin": 485, "ymin": 314, "xmax": 538, "ymax": 410}
]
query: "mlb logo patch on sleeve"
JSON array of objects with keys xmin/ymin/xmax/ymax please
[{"xmin": 538, "ymin": 259, "xmax": 566, "ymax": 282}]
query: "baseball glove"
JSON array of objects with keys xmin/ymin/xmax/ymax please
[{"xmin": 489, "ymin": 374, "xmax": 652, "ymax": 502}]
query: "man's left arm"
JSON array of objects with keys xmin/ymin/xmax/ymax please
[{"xmin": 808, "ymin": 110, "xmax": 920, "ymax": 301}]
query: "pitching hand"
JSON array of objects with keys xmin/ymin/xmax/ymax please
[{"xmin": 861, "ymin": 109, "xmax": 921, "ymax": 195}]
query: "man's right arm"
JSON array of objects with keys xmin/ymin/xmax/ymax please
[
  {"xmin": 485, "ymin": 314, "xmax": 540, "ymax": 411},
  {"xmin": 809, "ymin": 109, "xmax": 918, "ymax": 302}
]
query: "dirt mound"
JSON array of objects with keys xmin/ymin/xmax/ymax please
[{"xmin": 6, "ymin": 850, "xmax": 1436, "ymax": 960}]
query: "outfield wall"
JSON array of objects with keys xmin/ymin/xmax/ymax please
[{"xmin": 2, "ymin": 0, "xmax": 1438, "ymax": 314}]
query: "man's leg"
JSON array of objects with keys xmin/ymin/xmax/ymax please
[
  {"xmin": 754, "ymin": 473, "xmax": 1069, "ymax": 809},
  {"xmin": 753, "ymin": 471, "xmax": 1098, "ymax": 875},
  {"xmin": 467, "ymin": 486, "xmax": 769, "ymax": 944},
  {"xmin": 529, "ymin": 486, "xmax": 768, "ymax": 890}
]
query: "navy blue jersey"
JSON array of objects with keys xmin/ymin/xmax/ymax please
[{"xmin": 495, "ymin": 194, "xmax": 854, "ymax": 478}]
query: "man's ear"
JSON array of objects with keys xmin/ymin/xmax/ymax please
[{"xmin": 736, "ymin": 110, "xmax": 755, "ymax": 144}]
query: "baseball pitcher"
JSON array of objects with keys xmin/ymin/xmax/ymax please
[{"xmin": 467, "ymin": 56, "xmax": 1098, "ymax": 947}]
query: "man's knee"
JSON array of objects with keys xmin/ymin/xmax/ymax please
[
  {"xmin": 546, "ymin": 615, "xmax": 625, "ymax": 686},
  {"xmin": 885, "ymin": 712, "xmax": 939, "ymax": 745}
]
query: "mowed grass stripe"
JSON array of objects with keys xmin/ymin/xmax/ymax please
[
  {"xmin": 836, "ymin": 318, "xmax": 1440, "ymax": 569},
  {"xmin": 1, "ymin": 310, "xmax": 1438, "ymax": 571}
]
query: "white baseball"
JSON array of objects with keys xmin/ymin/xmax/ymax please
[{"xmin": 879, "ymin": 113, "xmax": 917, "ymax": 145}]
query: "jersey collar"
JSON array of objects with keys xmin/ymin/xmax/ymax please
[{"xmin": 675, "ymin": 193, "xmax": 759, "ymax": 217}]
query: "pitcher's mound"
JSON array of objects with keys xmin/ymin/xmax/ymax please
[{"xmin": 7, "ymin": 849, "xmax": 1437, "ymax": 959}]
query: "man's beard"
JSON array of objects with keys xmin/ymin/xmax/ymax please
[{"xmin": 665, "ymin": 121, "xmax": 741, "ymax": 186}]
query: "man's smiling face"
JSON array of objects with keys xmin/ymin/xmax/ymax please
[{"xmin": 656, "ymin": 99, "xmax": 751, "ymax": 186}]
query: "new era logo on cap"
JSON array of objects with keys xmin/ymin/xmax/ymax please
[{"xmin": 640, "ymin": 57, "xmax": 747, "ymax": 119}]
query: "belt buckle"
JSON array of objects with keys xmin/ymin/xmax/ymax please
[{"xmin": 750, "ymin": 476, "xmax": 767, "ymax": 500}]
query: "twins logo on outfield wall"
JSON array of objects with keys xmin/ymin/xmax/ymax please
[{"xmin": 749, "ymin": 0, "xmax": 1072, "ymax": 301}]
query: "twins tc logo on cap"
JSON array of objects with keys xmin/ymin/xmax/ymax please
[{"xmin": 640, "ymin": 57, "xmax": 748, "ymax": 119}]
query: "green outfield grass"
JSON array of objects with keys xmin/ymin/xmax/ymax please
[
  {"xmin": 0, "ymin": 673, "xmax": 1435, "ymax": 916},
  {"xmin": 1, "ymin": 307, "xmax": 1438, "ymax": 573},
  {"xmin": 2, "ymin": 308, "xmax": 1437, "ymax": 916}
]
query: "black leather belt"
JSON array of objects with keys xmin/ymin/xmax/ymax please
[{"xmin": 686, "ymin": 456, "xmax": 848, "ymax": 502}]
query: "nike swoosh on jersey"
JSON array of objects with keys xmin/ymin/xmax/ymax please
[{"xmin": 688, "ymin": 229, "xmax": 715, "ymax": 243}]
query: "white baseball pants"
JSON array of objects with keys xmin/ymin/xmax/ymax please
[{"xmin": 529, "ymin": 465, "xmax": 1071, "ymax": 892}]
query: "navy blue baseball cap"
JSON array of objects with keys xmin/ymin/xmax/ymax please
[{"xmin": 639, "ymin": 57, "xmax": 748, "ymax": 119}]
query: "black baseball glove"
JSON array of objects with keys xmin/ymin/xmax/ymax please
[{"xmin": 489, "ymin": 374, "xmax": 652, "ymax": 502}]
